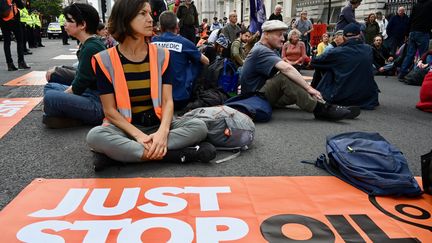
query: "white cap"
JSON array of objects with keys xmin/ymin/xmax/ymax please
[{"xmin": 261, "ymin": 20, "xmax": 288, "ymax": 32}]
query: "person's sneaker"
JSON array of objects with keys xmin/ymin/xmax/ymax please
[
  {"xmin": 181, "ymin": 142, "xmax": 217, "ymax": 163},
  {"xmin": 313, "ymin": 102, "xmax": 351, "ymax": 121},
  {"xmin": 92, "ymin": 152, "xmax": 122, "ymax": 172},
  {"xmin": 42, "ymin": 115, "xmax": 83, "ymax": 129},
  {"xmin": 345, "ymin": 106, "xmax": 361, "ymax": 119},
  {"xmin": 18, "ymin": 61, "xmax": 31, "ymax": 69}
]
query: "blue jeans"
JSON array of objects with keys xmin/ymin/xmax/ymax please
[
  {"xmin": 399, "ymin": 32, "xmax": 430, "ymax": 78},
  {"xmin": 43, "ymin": 83, "xmax": 103, "ymax": 125}
]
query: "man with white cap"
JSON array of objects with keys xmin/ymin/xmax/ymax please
[{"xmin": 240, "ymin": 20, "xmax": 355, "ymax": 121}]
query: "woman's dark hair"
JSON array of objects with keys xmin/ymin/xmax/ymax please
[
  {"xmin": 108, "ymin": 0, "xmax": 150, "ymax": 43},
  {"xmin": 63, "ymin": 3, "xmax": 100, "ymax": 34},
  {"xmin": 97, "ymin": 22, "xmax": 106, "ymax": 31}
]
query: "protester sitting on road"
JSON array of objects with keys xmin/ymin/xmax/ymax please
[
  {"xmin": 86, "ymin": 0, "xmax": 216, "ymax": 171},
  {"xmin": 230, "ymin": 29, "xmax": 251, "ymax": 68},
  {"xmin": 316, "ymin": 33, "xmax": 329, "ymax": 56},
  {"xmin": 282, "ymin": 29, "xmax": 310, "ymax": 71},
  {"xmin": 364, "ymin": 13, "xmax": 380, "ymax": 45},
  {"xmin": 152, "ymin": 10, "xmax": 209, "ymax": 110},
  {"xmin": 43, "ymin": 3, "xmax": 107, "ymax": 128},
  {"xmin": 311, "ymin": 23, "xmax": 379, "ymax": 110},
  {"xmin": 240, "ymin": 20, "xmax": 355, "ymax": 121},
  {"xmin": 96, "ymin": 22, "xmax": 118, "ymax": 48},
  {"xmin": 371, "ymin": 35, "xmax": 395, "ymax": 76}
]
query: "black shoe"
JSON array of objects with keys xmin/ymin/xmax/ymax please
[
  {"xmin": 313, "ymin": 102, "xmax": 351, "ymax": 121},
  {"xmin": 92, "ymin": 152, "xmax": 121, "ymax": 172},
  {"xmin": 24, "ymin": 51, "xmax": 32, "ymax": 55},
  {"xmin": 63, "ymin": 43, "xmax": 70, "ymax": 45},
  {"xmin": 181, "ymin": 142, "xmax": 217, "ymax": 163},
  {"xmin": 345, "ymin": 106, "xmax": 361, "ymax": 119},
  {"xmin": 7, "ymin": 63, "xmax": 18, "ymax": 71},
  {"xmin": 38, "ymin": 44, "xmax": 45, "ymax": 47},
  {"xmin": 42, "ymin": 115, "xmax": 83, "ymax": 129},
  {"xmin": 18, "ymin": 61, "xmax": 31, "ymax": 69}
]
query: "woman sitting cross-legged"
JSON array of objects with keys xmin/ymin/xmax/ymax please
[
  {"xmin": 86, "ymin": 0, "xmax": 216, "ymax": 171},
  {"xmin": 282, "ymin": 29, "xmax": 310, "ymax": 71}
]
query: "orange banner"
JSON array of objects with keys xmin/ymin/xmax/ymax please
[
  {"xmin": 311, "ymin": 24, "xmax": 327, "ymax": 47},
  {"xmin": 0, "ymin": 98, "xmax": 42, "ymax": 139},
  {"xmin": 0, "ymin": 177, "xmax": 431, "ymax": 242},
  {"xmin": 4, "ymin": 71, "xmax": 47, "ymax": 86}
]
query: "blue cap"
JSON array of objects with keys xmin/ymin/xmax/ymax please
[
  {"xmin": 343, "ymin": 23, "xmax": 361, "ymax": 37},
  {"xmin": 215, "ymin": 35, "xmax": 229, "ymax": 48}
]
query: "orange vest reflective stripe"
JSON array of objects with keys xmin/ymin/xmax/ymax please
[
  {"xmin": 2, "ymin": 0, "xmax": 18, "ymax": 22},
  {"xmin": 92, "ymin": 44, "xmax": 170, "ymax": 123}
]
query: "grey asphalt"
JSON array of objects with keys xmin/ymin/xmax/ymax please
[{"xmin": 1, "ymin": 39, "xmax": 431, "ymax": 210}]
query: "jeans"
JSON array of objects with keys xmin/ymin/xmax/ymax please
[
  {"xmin": 399, "ymin": 32, "xmax": 430, "ymax": 78},
  {"xmin": 43, "ymin": 83, "xmax": 103, "ymax": 125}
]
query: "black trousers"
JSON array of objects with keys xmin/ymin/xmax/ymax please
[
  {"xmin": 61, "ymin": 26, "xmax": 69, "ymax": 44},
  {"xmin": 26, "ymin": 25, "xmax": 35, "ymax": 47},
  {"xmin": 0, "ymin": 19, "xmax": 25, "ymax": 64},
  {"xmin": 19, "ymin": 22, "xmax": 28, "ymax": 50},
  {"xmin": 34, "ymin": 26, "xmax": 42, "ymax": 46}
]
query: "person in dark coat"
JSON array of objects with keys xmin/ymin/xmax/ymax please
[
  {"xmin": 336, "ymin": 0, "xmax": 362, "ymax": 31},
  {"xmin": 311, "ymin": 23, "xmax": 379, "ymax": 109},
  {"xmin": 386, "ymin": 6, "xmax": 409, "ymax": 56},
  {"xmin": 364, "ymin": 13, "xmax": 380, "ymax": 45}
]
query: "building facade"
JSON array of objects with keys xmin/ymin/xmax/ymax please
[{"xmin": 195, "ymin": 0, "xmax": 416, "ymax": 26}]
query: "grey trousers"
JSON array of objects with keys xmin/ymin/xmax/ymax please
[
  {"xmin": 260, "ymin": 72, "xmax": 317, "ymax": 112},
  {"xmin": 86, "ymin": 117, "xmax": 208, "ymax": 162}
]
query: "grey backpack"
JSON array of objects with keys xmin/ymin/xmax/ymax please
[{"xmin": 181, "ymin": 106, "xmax": 255, "ymax": 163}]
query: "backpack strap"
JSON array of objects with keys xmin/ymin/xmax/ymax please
[{"xmin": 214, "ymin": 146, "xmax": 247, "ymax": 164}]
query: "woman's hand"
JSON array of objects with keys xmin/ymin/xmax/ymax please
[
  {"xmin": 134, "ymin": 132, "xmax": 152, "ymax": 154},
  {"xmin": 46, "ymin": 67, "xmax": 55, "ymax": 81},
  {"xmin": 146, "ymin": 130, "xmax": 168, "ymax": 160}
]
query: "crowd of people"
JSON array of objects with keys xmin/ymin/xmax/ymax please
[{"xmin": 1, "ymin": 0, "xmax": 431, "ymax": 170}]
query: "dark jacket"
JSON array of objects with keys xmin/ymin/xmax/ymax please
[
  {"xmin": 336, "ymin": 3, "xmax": 356, "ymax": 30},
  {"xmin": 386, "ymin": 14, "xmax": 409, "ymax": 41},
  {"xmin": 372, "ymin": 44, "xmax": 392, "ymax": 68},
  {"xmin": 364, "ymin": 21, "xmax": 380, "ymax": 45},
  {"xmin": 409, "ymin": 0, "xmax": 432, "ymax": 33},
  {"xmin": 311, "ymin": 38, "xmax": 379, "ymax": 109},
  {"xmin": 176, "ymin": 3, "xmax": 198, "ymax": 27}
]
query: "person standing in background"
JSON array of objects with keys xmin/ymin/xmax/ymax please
[
  {"xmin": 59, "ymin": 12, "xmax": 69, "ymax": 45},
  {"xmin": 336, "ymin": 0, "xmax": 362, "ymax": 31},
  {"xmin": 0, "ymin": 0, "xmax": 31, "ymax": 70},
  {"xmin": 269, "ymin": 5, "xmax": 283, "ymax": 21},
  {"xmin": 176, "ymin": 0, "xmax": 198, "ymax": 43},
  {"xmin": 294, "ymin": 10, "xmax": 313, "ymax": 56}
]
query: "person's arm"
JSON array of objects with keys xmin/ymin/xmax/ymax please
[
  {"xmin": 200, "ymin": 54, "xmax": 209, "ymax": 65},
  {"xmin": 146, "ymin": 84, "xmax": 173, "ymax": 160},
  {"xmin": 275, "ymin": 60, "xmax": 323, "ymax": 100},
  {"xmin": 230, "ymin": 40, "xmax": 243, "ymax": 66},
  {"xmin": 298, "ymin": 42, "xmax": 307, "ymax": 64},
  {"xmin": 100, "ymin": 93, "xmax": 151, "ymax": 147},
  {"xmin": 281, "ymin": 42, "xmax": 288, "ymax": 62}
]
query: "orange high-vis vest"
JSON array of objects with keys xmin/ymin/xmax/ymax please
[
  {"xmin": 2, "ymin": 0, "xmax": 18, "ymax": 22},
  {"xmin": 92, "ymin": 43, "xmax": 170, "ymax": 123}
]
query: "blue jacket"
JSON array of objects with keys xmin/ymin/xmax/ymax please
[
  {"xmin": 152, "ymin": 32, "xmax": 202, "ymax": 101},
  {"xmin": 311, "ymin": 38, "xmax": 379, "ymax": 109},
  {"xmin": 386, "ymin": 14, "xmax": 409, "ymax": 41}
]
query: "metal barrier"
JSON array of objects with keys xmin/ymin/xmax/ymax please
[{"xmin": 385, "ymin": 0, "xmax": 417, "ymax": 17}]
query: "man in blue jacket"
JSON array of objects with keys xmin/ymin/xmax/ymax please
[
  {"xmin": 152, "ymin": 11, "xmax": 209, "ymax": 110},
  {"xmin": 311, "ymin": 23, "xmax": 379, "ymax": 110}
]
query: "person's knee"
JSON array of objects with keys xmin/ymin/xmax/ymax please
[
  {"xmin": 189, "ymin": 118, "xmax": 208, "ymax": 141},
  {"xmin": 86, "ymin": 126, "xmax": 109, "ymax": 150}
]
